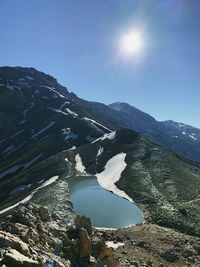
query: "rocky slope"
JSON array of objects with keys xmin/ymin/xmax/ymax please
[
  {"xmin": 0, "ymin": 202, "xmax": 120, "ymax": 267},
  {"xmin": 1, "ymin": 202, "xmax": 200, "ymax": 267}
]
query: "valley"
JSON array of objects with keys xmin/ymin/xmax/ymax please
[{"xmin": 0, "ymin": 67, "xmax": 200, "ymax": 266}]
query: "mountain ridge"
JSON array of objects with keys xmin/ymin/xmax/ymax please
[
  {"xmin": 1, "ymin": 66, "xmax": 200, "ymax": 238},
  {"xmin": 1, "ymin": 66, "xmax": 200, "ymax": 266}
]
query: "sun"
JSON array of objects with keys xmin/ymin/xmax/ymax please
[{"xmin": 121, "ymin": 31, "xmax": 143, "ymax": 55}]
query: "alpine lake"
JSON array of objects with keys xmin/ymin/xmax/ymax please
[{"xmin": 68, "ymin": 176, "xmax": 144, "ymax": 228}]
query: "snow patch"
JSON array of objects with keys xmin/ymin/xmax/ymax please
[
  {"xmin": 9, "ymin": 185, "xmax": 27, "ymax": 196},
  {"xmin": 96, "ymin": 153, "xmax": 133, "ymax": 202},
  {"xmin": 0, "ymin": 165, "xmax": 22, "ymax": 179},
  {"xmin": 47, "ymin": 107, "xmax": 69, "ymax": 116},
  {"xmin": 85, "ymin": 136, "xmax": 96, "ymax": 142},
  {"xmin": 52, "ymin": 94, "xmax": 58, "ymax": 99},
  {"xmin": 23, "ymin": 153, "xmax": 44, "ymax": 170},
  {"xmin": 25, "ymin": 75, "xmax": 34, "ymax": 80},
  {"xmin": 12, "ymin": 130, "xmax": 24, "ymax": 138},
  {"xmin": 92, "ymin": 131, "xmax": 116, "ymax": 143},
  {"xmin": 105, "ymin": 241, "xmax": 125, "ymax": 250},
  {"xmin": 83, "ymin": 117, "xmax": 111, "ymax": 132},
  {"xmin": 62, "ymin": 128, "xmax": 78, "ymax": 141},
  {"xmin": 32, "ymin": 121, "xmax": 55, "ymax": 138},
  {"xmin": 75, "ymin": 154, "xmax": 86, "ymax": 174},
  {"xmin": 2, "ymin": 145, "xmax": 14, "ymax": 155},
  {"xmin": 189, "ymin": 134, "xmax": 197, "ymax": 141},
  {"xmin": 40, "ymin": 85, "xmax": 66, "ymax": 99},
  {"xmin": 19, "ymin": 120, "xmax": 26, "ymax": 125},
  {"xmin": 3, "ymin": 143, "xmax": 25, "ymax": 157},
  {"xmin": 6, "ymin": 84, "xmax": 15, "ymax": 91},
  {"xmin": 65, "ymin": 108, "xmax": 78, "ymax": 117},
  {"xmin": 59, "ymin": 102, "xmax": 69, "ymax": 110},
  {"xmin": 0, "ymin": 130, "xmax": 24, "ymax": 144},
  {"xmin": 97, "ymin": 147, "xmax": 104, "ymax": 157},
  {"xmin": 23, "ymin": 102, "xmax": 35, "ymax": 120}
]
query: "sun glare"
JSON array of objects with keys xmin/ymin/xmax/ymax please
[{"xmin": 121, "ymin": 31, "xmax": 143, "ymax": 55}]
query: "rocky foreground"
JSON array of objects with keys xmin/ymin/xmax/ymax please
[
  {"xmin": 0, "ymin": 202, "xmax": 119, "ymax": 267},
  {"xmin": 0, "ymin": 202, "xmax": 200, "ymax": 267}
]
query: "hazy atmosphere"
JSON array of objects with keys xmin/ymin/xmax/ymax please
[{"xmin": 0, "ymin": 0, "xmax": 200, "ymax": 127}]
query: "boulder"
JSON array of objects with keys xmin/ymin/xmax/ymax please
[
  {"xmin": 182, "ymin": 249, "xmax": 194, "ymax": 258},
  {"xmin": 28, "ymin": 228, "xmax": 40, "ymax": 243},
  {"xmin": 161, "ymin": 248, "xmax": 179, "ymax": 262},
  {"xmin": 3, "ymin": 248, "xmax": 41, "ymax": 267},
  {"xmin": 90, "ymin": 256, "xmax": 106, "ymax": 266},
  {"xmin": 74, "ymin": 215, "xmax": 92, "ymax": 235},
  {"xmin": 39, "ymin": 206, "xmax": 50, "ymax": 221},
  {"xmin": 92, "ymin": 238, "xmax": 120, "ymax": 267},
  {"xmin": 76, "ymin": 228, "xmax": 91, "ymax": 258},
  {"xmin": 0, "ymin": 230, "xmax": 30, "ymax": 256}
]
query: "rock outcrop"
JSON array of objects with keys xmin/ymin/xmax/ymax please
[{"xmin": 0, "ymin": 202, "xmax": 119, "ymax": 267}]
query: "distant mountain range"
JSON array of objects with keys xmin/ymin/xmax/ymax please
[
  {"xmin": 72, "ymin": 98, "xmax": 200, "ymax": 162},
  {"xmin": 0, "ymin": 66, "xmax": 200, "ymax": 238}
]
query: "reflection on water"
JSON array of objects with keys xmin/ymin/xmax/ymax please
[{"xmin": 68, "ymin": 176, "xmax": 144, "ymax": 228}]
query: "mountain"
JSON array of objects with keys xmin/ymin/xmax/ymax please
[
  {"xmin": 71, "ymin": 98, "xmax": 200, "ymax": 162},
  {"xmin": 0, "ymin": 66, "xmax": 111, "ymax": 206},
  {"xmin": 109, "ymin": 102, "xmax": 200, "ymax": 162},
  {"xmin": 1, "ymin": 66, "xmax": 200, "ymax": 239},
  {"xmin": 1, "ymin": 66, "xmax": 200, "ymax": 265},
  {"xmin": 76, "ymin": 128, "xmax": 200, "ymax": 237}
]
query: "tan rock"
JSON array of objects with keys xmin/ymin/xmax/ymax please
[
  {"xmin": 98, "ymin": 247, "xmax": 112, "ymax": 260},
  {"xmin": 0, "ymin": 230, "xmax": 30, "ymax": 256},
  {"xmin": 3, "ymin": 248, "xmax": 42, "ymax": 267},
  {"xmin": 90, "ymin": 256, "xmax": 106, "ymax": 266},
  {"xmin": 103, "ymin": 255, "xmax": 120, "ymax": 267},
  {"xmin": 11, "ymin": 223, "xmax": 29, "ymax": 237},
  {"xmin": 28, "ymin": 228, "xmax": 40, "ymax": 242},
  {"xmin": 74, "ymin": 215, "xmax": 92, "ymax": 235},
  {"xmin": 39, "ymin": 206, "xmax": 50, "ymax": 221},
  {"xmin": 97, "ymin": 245, "xmax": 120, "ymax": 267},
  {"xmin": 77, "ymin": 228, "xmax": 91, "ymax": 258}
]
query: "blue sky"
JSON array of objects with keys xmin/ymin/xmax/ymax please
[{"xmin": 0, "ymin": 0, "xmax": 200, "ymax": 128}]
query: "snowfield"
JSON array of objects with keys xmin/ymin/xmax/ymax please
[{"xmin": 96, "ymin": 153, "xmax": 133, "ymax": 202}]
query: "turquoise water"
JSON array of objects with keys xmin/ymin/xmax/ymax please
[{"xmin": 68, "ymin": 176, "xmax": 144, "ymax": 228}]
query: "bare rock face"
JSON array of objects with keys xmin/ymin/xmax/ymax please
[
  {"xmin": 74, "ymin": 215, "xmax": 92, "ymax": 235},
  {"xmin": 77, "ymin": 228, "xmax": 92, "ymax": 258},
  {"xmin": 95, "ymin": 243, "xmax": 119, "ymax": 267},
  {"xmin": 3, "ymin": 248, "xmax": 41, "ymax": 267},
  {"xmin": 0, "ymin": 230, "xmax": 30, "ymax": 257},
  {"xmin": 0, "ymin": 202, "xmax": 120, "ymax": 267},
  {"xmin": 0, "ymin": 203, "xmax": 68, "ymax": 266}
]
